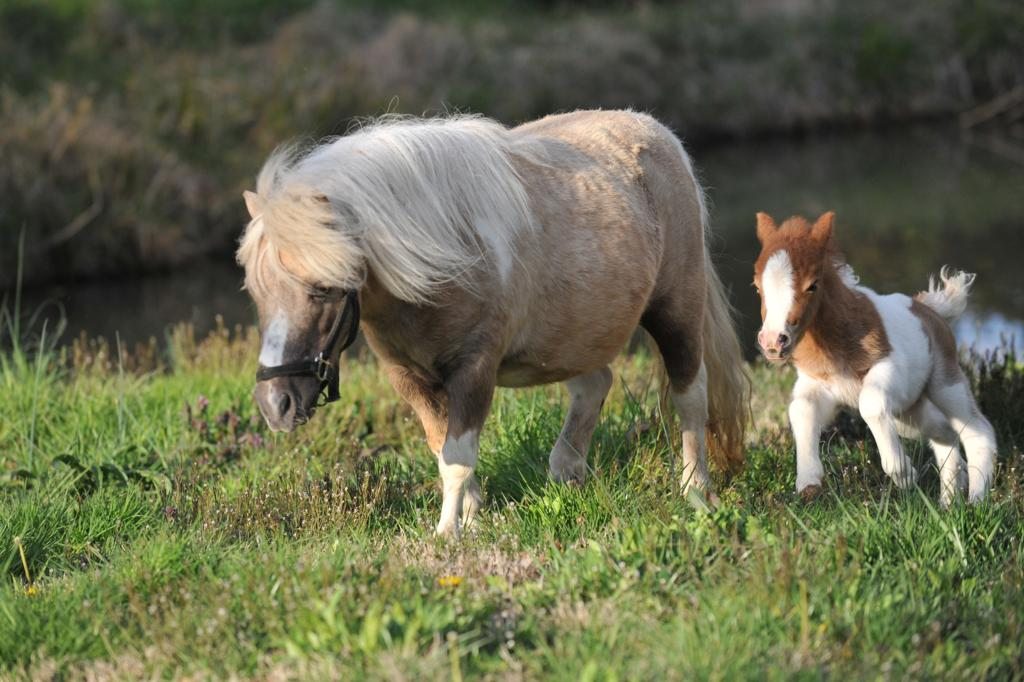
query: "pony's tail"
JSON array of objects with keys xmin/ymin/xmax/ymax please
[
  {"xmin": 701, "ymin": 247, "xmax": 751, "ymax": 476},
  {"xmin": 915, "ymin": 266, "xmax": 975, "ymax": 324}
]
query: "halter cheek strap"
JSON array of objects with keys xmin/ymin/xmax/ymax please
[{"xmin": 255, "ymin": 290, "xmax": 360, "ymax": 405}]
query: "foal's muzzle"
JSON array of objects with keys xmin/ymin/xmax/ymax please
[{"xmin": 758, "ymin": 328, "xmax": 792, "ymax": 361}]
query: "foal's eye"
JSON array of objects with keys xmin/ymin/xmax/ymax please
[{"xmin": 806, "ymin": 281, "xmax": 818, "ymax": 293}]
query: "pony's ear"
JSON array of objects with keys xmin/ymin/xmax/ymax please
[
  {"xmin": 811, "ymin": 211, "xmax": 835, "ymax": 243},
  {"xmin": 755, "ymin": 212, "xmax": 778, "ymax": 243},
  {"xmin": 243, "ymin": 190, "xmax": 264, "ymax": 219}
]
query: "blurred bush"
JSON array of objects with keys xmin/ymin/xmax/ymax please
[{"xmin": 2, "ymin": 0, "xmax": 1022, "ymax": 288}]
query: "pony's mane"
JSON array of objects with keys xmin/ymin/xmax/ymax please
[
  {"xmin": 770, "ymin": 215, "xmax": 860, "ymax": 289},
  {"xmin": 834, "ymin": 258, "xmax": 860, "ymax": 288},
  {"xmin": 237, "ymin": 114, "xmax": 538, "ymax": 303}
]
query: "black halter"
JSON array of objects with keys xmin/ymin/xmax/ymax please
[{"xmin": 255, "ymin": 290, "xmax": 360, "ymax": 405}]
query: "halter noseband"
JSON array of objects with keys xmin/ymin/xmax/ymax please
[{"xmin": 255, "ymin": 290, "xmax": 360, "ymax": 405}]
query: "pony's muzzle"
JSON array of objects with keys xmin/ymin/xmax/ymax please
[{"xmin": 254, "ymin": 378, "xmax": 309, "ymax": 432}]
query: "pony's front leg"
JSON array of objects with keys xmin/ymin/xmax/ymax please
[
  {"xmin": 859, "ymin": 374, "xmax": 918, "ymax": 489},
  {"xmin": 385, "ymin": 364, "xmax": 483, "ymax": 535},
  {"xmin": 549, "ymin": 367, "xmax": 613, "ymax": 485},
  {"xmin": 436, "ymin": 356, "xmax": 496, "ymax": 538},
  {"xmin": 789, "ymin": 375, "xmax": 837, "ymax": 498}
]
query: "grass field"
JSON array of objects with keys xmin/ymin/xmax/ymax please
[{"xmin": 2, "ymin": 321, "xmax": 1023, "ymax": 679}]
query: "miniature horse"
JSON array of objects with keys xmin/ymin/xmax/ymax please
[
  {"xmin": 237, "ymin": 111, "xmax": 750, "ymax": 536},
  {"xmin": 753, "ymin": 212, "xmax": 996, "ymax": 506}
]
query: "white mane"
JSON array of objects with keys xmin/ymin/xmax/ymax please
[
  {"xmin": 237, "ymin": 115, "xmax": 538, "ymax": 303},
  {"xmin": 835, "ymin": 259, "xmax": 860, "ymax": 288}
]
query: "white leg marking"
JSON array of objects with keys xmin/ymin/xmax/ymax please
[
  {"xmin": 858, "ymin": 366, "xmax": 918, "ymax": 489},
  {"xmin": 789, "ymin": 374, "xmax": 837, "ymax": 494},
  {"xmin": 956, "ymin": 416, "xmax": 996, "ymax": 503},
  {"xmin": 258, "ymin": 311, "xmax": 290, "ymax": 366},
  {"xmin": 930, "ymin": 438, "xmax": 965, "ymax": 509},
  {"xmin": 929, "ymin": 380, "xmax": 996, "ymax": 503},
  {"xmin": 671, "ymin": 362, "xmax": 712, "ymax": 496},
  {"xmin": 905, "ymin": 397, "xmax": 964, "ymax": 508},
  {"xmin": 761, "ymin": 250, "xmax": 795, "ymax": 337},
  {"xmin": 436, "ymin": 430, "xmax": 480, "ymax": 538},
  {"xmin": 549, "ymin": 367, "xmax": 612, "ymax": 485},
  {"xmin": 429, "ymin": 439, "xmax": 482, "ymax": 532},
  {"xmin": 462, "ymin": 474, "xmax": 482, "ymax": 529}
]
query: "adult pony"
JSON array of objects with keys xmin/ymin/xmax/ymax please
[{"xmin": 237, "ymin": 110, "xmax": 749, "ymax": 536}]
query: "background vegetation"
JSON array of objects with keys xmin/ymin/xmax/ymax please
[{"xmin": 2, "ymin": 0, "xmax": 1024, "ymax": 289}]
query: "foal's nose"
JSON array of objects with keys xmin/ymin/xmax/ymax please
[{"xmin": 758, "ymin": 329, "xmax": 791, "ymax": 355}]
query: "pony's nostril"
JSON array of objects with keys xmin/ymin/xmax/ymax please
[
  {"xmin": 778, "ymin": 333, "xmax": 790, "ymax": 347},
  {"xmin": 277, "ymin": 392, "xmax": 292, "ymax": 417}
]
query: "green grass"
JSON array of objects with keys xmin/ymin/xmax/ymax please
[{"xmin": 1, "ymin": 326, "xmax": 1023, "ymax": 679}]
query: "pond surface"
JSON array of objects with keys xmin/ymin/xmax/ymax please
[{"xmin": 18, "ymin": 125, "xmax": 1024, "ymax": 358}]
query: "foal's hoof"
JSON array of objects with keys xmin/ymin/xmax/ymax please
[{"xmin": 798, "ymin": 484, "xmax": 823, "ymax": 503}]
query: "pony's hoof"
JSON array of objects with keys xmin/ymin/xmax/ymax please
[
  {"xmin": 549, "ymin": 457, "xmax": 587, "ymax": 487},
  {"xmin": 892, "ymin": 469, "xmax": 919, "ymax": 490},
  {"xmin": 685, "ymin": 486, "xmax": 719, "ymax": 511},
  {"xmin": 798, "ymin": 484, "xmax": 823, "ymax": 503}
]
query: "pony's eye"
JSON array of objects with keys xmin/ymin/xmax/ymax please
[
  {"xmin": 310, "ymin": 285, "xmax": 332, "ymax": 300},
  {"xmin": 806, "ymin": 281, "xmax": 818, "ymax": 293}
]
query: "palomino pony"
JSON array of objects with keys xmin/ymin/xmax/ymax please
[
  {"xmin": 236, "ymin": 110, "xmax": 749, "ymax": 536},
  {"xmin": 753, "ymin": 212, "xmax": 996, "ymax": 506}
]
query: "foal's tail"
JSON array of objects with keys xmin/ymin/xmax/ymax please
[
  {"xmin": 916, "ymin": 266, "xmax": 975, "ymax": 324},
  {"xmin": 701, "ymin": 247, "xmax": 751, "ymax": 476}
]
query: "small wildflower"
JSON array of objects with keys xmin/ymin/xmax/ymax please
[
  {"xmin": 438, "ymin": 575, "xmax": 463, "ymax": 588},
  {"xmin": 25, "ymin": 585, "xmax": 38, "ymax": 597}
]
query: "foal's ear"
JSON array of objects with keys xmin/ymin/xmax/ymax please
[
  {"xmin": 243, "ymin": 190, "xmax": 264, "ymax": 220},
  {"xmin": 755, "ymin": 212, "xmax": 778, "ymax": 243},
  {"xmin": 811, "ymin": 211, "xmax": 835, "ymax": 243}
]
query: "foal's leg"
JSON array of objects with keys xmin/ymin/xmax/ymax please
[
  {"xmin": 900, "ymin": 397, "xmax": 965, "ymax": 508},
  {"xmin": 859, "ymin": 363, "xmax": 918, "ymax": 489},
  {"xmin": 549, "ymin": 367, "xmax": 613, "ymax": 485},
  {"xmin": 789, "ymin": 374, "xmax": 837, "ymax": 499},
  {"xmin": 386, "ymin": 365, "xmax": 482, "ymax": 532},
  {"xmin": 929, "ymin": 377, "xmax": 996, "ymax": 503},
  {"xmin": 435, "ymin": 356, "xmax": 497, "ymax": 537}
]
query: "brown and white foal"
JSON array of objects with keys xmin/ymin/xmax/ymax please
[{"xmin": 753, "ymin": 212, "xmax": 996, "ymax": 506}]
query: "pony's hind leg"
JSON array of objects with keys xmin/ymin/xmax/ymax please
[
  {"xmin": 549, "ymin": 367, "xmax": 613, "ymax": 485},
  {"xmin": 929, "ymin": 377, "xmax": 996, "ymax": 503},
  {"xmin": 642, "ymin": 303, "xmax": 712, "ymax": 497},
  {"xmin": 670, "ymin": 360, "xmax": 712, "ymax": 496},
  {"xmin": 901, "ymin": 397, "xmax": 966, "ymax": 507}
]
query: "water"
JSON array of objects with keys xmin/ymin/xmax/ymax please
[{"xmin": 17, "ymin": 126, "xmax": 1024, "ymax": 357}]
